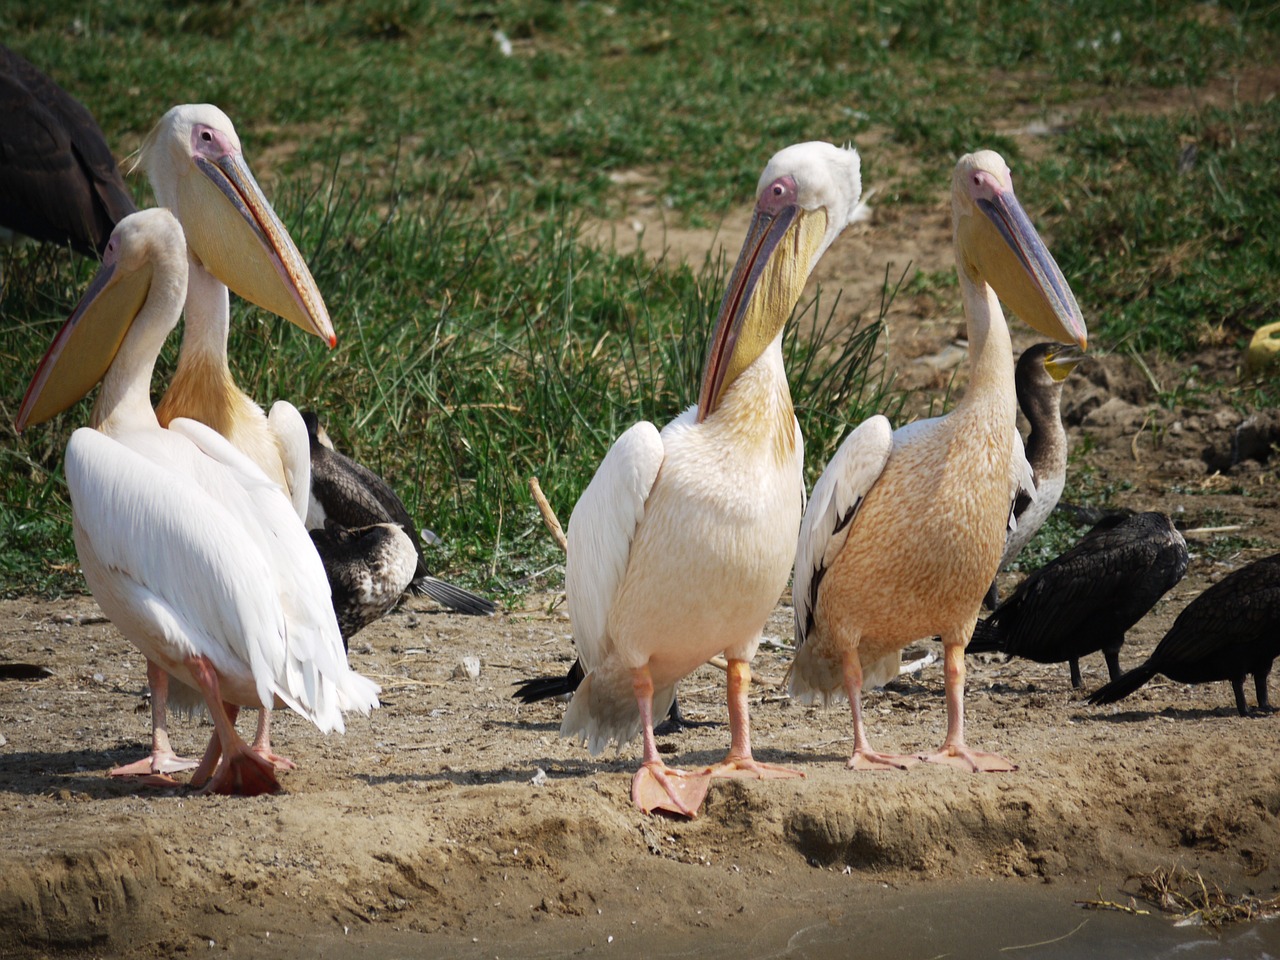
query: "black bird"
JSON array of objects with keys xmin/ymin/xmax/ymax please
[
  {"xmin": 985, "ymin": 343, "xmax": 1081, "ymax": 609},
  {"xmin": 302, "ymin": 411, "xmax": 495, "ymax": 616},
  {"xmin": 512, "ymin": 661, "xmax": 708, "ymax": 735},
  {"xmin": 1089, "ymin": 553, "xmax": 1280, "ymax": 716},
  {"xmin": 968, "ymin": 512, "xmax": 1189, "ymax": 688},
  {"xmin": 311, "ymin": 520, "xmax": 417, "ymax": 647},
  {"xmin": 0, "ymin": 45, "xmax": 135, "ymax": 257}
]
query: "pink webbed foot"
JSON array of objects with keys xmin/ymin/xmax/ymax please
[
  {"xmin": 252, "ymin": 747, "xmax": 297, "ymax": 772},
  {"xmin": 200, "ymin": 743, "xmax": 283, "ymax": 797},
  {"xmin": 707, "ymin": 755, "xmax": 805, "ymax": 781},
  {"xmin": 631, "ymin": 761, "xmax": 711, "ymax": 818},
  {"xmin": 847, "ymin": 749, "xmax": 921, "ymax": 772},
  {"xmin": 919, "ymin": 744, "xmax": 1017, "ymax": 772},
  {"xmin": 109, "ymin": 751, "xmax": 198, "ymax": 787}
]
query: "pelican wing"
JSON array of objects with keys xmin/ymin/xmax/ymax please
[
  {"xmin": 267, "ymin": 400, "xmax": 311, "ymax": 522},
  {"xmin": 65, "ymin": 428, "xmax": 288, "ymax": 711},
  {"xmin": 167, "ymin": 417, "xmax": 378, "ymax": 728},
  {"xmin": 564, "ymin": 422, "xmax": 664, "ymax": 672},
  {"xmin": 793, "ymin": 415, "xmax": 894, "ymax": 649}
]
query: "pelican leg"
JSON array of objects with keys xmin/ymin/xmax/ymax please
[
  {"xmin": 843, "ymin": 651, "xmax": 918, "ymax": 771},
  {"xmin": 630, "ymin": 666, "xmax": 710, "ymax": 818},
  {"xmin": 184, "ymin": 657, "xmax": 281, "ymax": 796},
  {"xmin": 919, "ymin": 640, "xmax": 1017, "ymax": 772},
  {"xmin": 109, "ymin": 659, "xmax": 198, "ymax": 785},
  {"xmin": 188, "ymin": 702, "xmax": 237, "ymax": 789},
  {"xmin": 706, "ymin": 659, "xmax": 803, "ymax": 780},
  {"xmin": 250, "ymin": 709, "xmax": 297, "ymax": 771}
]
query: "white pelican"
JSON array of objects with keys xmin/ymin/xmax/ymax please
[
  {"xmin": 14, "ymin": 208, "xmax": 378, "ymax": 795},
  {"xmin": 790, "ymin": 150, "xmax": 1088, "ymax": 772},
  {"xmin": 105, "ymin": 103, "xmax": 337, "ymax": 781},
  {"xmin": 0, "ymin": 44, "xmax": 136, "ymax": 257},
  {"xmin": 562, "ymin": 141, "xmax": 864, "ymax": 817}
]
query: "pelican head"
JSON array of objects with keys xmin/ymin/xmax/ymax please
[
  {"xmin": 697, "ymin": 141, "xmax": 863, "ymax": 420},
  {"xmin": 137, "ymin": 104, "xmax": 335, "ymax": 347},
  {"xmin": 953, "ymin": 151, "xmax": 1087, "ymax": 351},
  {"xmin": 16, "ymin": 209, "xmax": 188, "ymax": 431}
]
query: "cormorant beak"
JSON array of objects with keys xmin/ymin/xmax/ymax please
[
  {"xmin": 1042, "ymin": 344, "xmax": 1084, "ymax": 383},
  {"xmin": 182, "ymin": 150, "xmax": 335, "ymax": 347}
]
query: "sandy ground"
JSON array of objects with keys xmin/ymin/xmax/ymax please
[{"xmin": 5, "ymin": 130, "xmax": 1280, "ymax": 957}]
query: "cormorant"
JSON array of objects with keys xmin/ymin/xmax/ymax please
[
  {"xmin": 984, "ymin": 342, "xmax": 1081, "ymax": 609},
  {"xmin": 968, "ymin": 512, "xmax": 1188, "ymax": 688},
  {"xmin": 302, "ymin": 411, "xmax": 495, "ymax": 617},
  {"xmin": 1089, "ymin": 553, "xmax": 1280, "ymax": 716}
]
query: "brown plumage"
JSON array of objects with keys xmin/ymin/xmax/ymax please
[{"xmin": 790, "ymin": 151, "xmax": 1088, "ymax": 773}]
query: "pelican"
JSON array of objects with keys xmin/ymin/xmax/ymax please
[
  {"xmin": 0, "ymin": 44, "xmax": 136, "ymax": 256},
  {"xmin": 562, "ymin": 141, "xmax": 864, "ymax": 817},
  {"xmin": 970, "ymin": 512, "xmax": 1188, "ymax": 688},
  {"xmin": 984, "ymin": 342, "xmax": 1081, "ymax": 609},
  {"xmin": 14, "ymin": 209, "xmax": 378, "ymax": 795},
  {"xmin": 790, "ymin": 151, "xmax": 1087, "ymax": 772},
  {"xmin": 1090, "ymin": 552, "xmax": 1280, "ymax": 716},
  {"xmin": 107, "ymin": 103, "xmax": 339, "ymax": 779}
]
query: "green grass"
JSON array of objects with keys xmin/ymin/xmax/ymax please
[
  {"xmin": 2, "ymin": 1, "xmax": 1279, "ymax": 593},
  {"xmin": 0, "ymin": 184, "xmax": 896, "ymax": 596}
]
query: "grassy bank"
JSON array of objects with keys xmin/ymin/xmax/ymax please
[{"xmin": 1, "ymin": 0, "xmax": 1277, "ymax": 594}]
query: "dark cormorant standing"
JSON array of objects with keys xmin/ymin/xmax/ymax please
[
  {"xmin": 0, "ymin": 45, "xmax": 135, "ymax": 256},
  {"xmin": 968, "ymin": 512, "xmax": 1188, "ymax": 688},
  {"xmin": 1089, "ymin": 553, "xmax": 1280, "ymax": 716},
  {"xmin": 302, "ymin": 411, "xmax": 495, "ymax": 617},
  {"xmin": 985, "ymin": 343, "xmax": 1081, "ymax": 609}
]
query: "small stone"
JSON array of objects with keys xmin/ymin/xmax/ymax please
[
  {"xmin": 452, "ymin": 656, "xmax": 481, "ymax": 680},
  {"xmin": 529, "ymin": 767, "xmax": 547, "ymax": 787}
]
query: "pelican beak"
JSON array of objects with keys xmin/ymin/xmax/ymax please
[
  {"xmin": 963, "ymin": 186, "xmax": 1088, "ymax": 352},
  {"xmin": 1042, "ymin": 343, "xmax": 1083, "ymax": 383},
  {"xmin": 180, "ymin": 150, "xmax": 335, "ymax": 347},
  {"xmin": 15, "ymin": 258, "xmax": 152, "ymax": 431},
  {"xmin": 697, "ymin": 204, "xmax": 826, "ymax": 420}
]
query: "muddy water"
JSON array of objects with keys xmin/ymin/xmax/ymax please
[{"xmin": 189, "ymin": 879, "xmax": 1279, "ymax": 959}]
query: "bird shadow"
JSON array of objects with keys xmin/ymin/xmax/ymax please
[
  {"xmin": 0, "ymin": 745, "xmax": 188, "ymax": 799},
  {"xmin": 1075, "ymin": 704, "xmax": 1258, "ymax": 724}
]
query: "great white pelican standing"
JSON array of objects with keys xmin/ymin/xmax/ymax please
[
  {"xmin": 790, "ymin": 150, "xmax": 1087, "ymax": 772},
  {"xmin": 14, "ymin": 209, "xmax": 378, "ymax": 795},
  {"xmin": 562, "ymin": 141, "xmax": 865, "ymax": 816},
  {"xmin": 93, "ymin": 104, "xmax": 338, "ymax": 782}
]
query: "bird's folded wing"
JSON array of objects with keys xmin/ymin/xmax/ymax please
[
  {"xmin": 793, "ymin": 415, "xmax": 893, "ymax": 649},
  {"xmin": 564, "ymin": 421, "xmax": 664, "ymax": 672}
]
